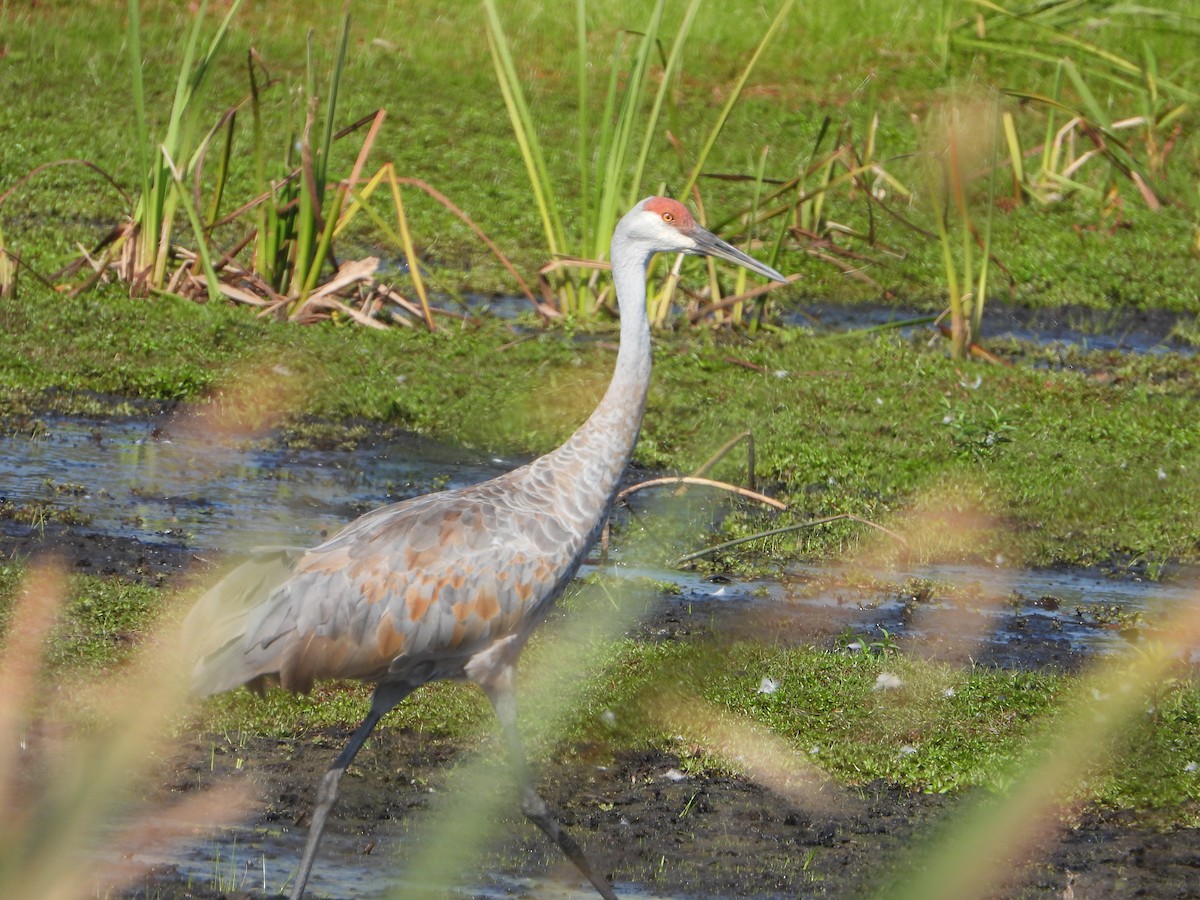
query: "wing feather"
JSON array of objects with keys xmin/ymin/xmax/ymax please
[{"xmin": 188, "ymin": 472, "xmax": 588, "ymax": 695}]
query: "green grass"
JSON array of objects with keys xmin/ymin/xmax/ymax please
[
  {"xmin": 2, "ymin": 282, "xmax": 1198, "ymax": 570},
  {"xmin": 45, "ymin": 576, "xmax": 167, "ymax": 669},
  {"xmin": 0, "ymin": 568, "xmax": 169, "ymax": 671},
  {"xmin": 4, "ymin": 564, "xmax": 1195, "ymax": 825},
  {"xmin": 0, "ymin": 1, "xmax": 1197, "ymax": 308}
]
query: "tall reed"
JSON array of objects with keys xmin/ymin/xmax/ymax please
[
  {"xmin": 485, "ymin": 0, "xmax": 792, "ymax": 324},
  {"xmin": 125, "ymin": 0, "xmax": 246, "ymax": 294},
  {"xmin": 926, "ymin": 95, "xmax": 999, "ymax": 359}
]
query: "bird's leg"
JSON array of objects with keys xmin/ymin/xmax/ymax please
[
  {"xmin": 483, "ymin": 669, "xmax": 619, "ymax": 900},
  {"xmin": 289, "ymin": 681, "xmax": 413, "ymax": 900}
]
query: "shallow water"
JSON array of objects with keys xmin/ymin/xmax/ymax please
[
  {"xmin": 610, "ymin": 559, "xmax": 1200, "ymax": 674},
  {"xmin": 784, "ymin": 301, "xmax": 1195, "ymax": 355},
  {"xmin": 2, "ymin": 414, "xmax": 1193, "ymax": 665},
  {"xmin": 1, "ymin": 414, "xmax": 514, "ymax": 549},
  {"xmin": 121, "ymin": 824, "xmax": 668, "ymax": 899}
]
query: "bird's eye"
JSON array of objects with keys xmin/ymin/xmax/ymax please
[{"xmin": 661, "ymin": 212, "xmax": 674, "ymax": 223}]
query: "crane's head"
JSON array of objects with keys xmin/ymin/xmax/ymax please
[{"xmin": 617, "ymin": 196, "xmax": 787, "ymax": 283}]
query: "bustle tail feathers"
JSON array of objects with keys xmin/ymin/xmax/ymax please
[{"xmin": 185, "ymin": 547, "xmax": 305, "ymax": 697}]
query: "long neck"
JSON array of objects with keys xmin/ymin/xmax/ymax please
[
  {"xmin": 581, "ymin": 247, "xmax": 654, "ymax": 460},
  {"xmin": 533, "ymin": 245, "xmax": 653, "ymax": 530}
]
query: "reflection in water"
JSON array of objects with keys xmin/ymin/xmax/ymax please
[
  {"xmin": 3, "ymin": 414, "xmax": 1193, "ymax": 664},
  {"xmin": 14, "ymin": 413, "xmax": 1196, "ymax": 897},
  {"xmin": 3, "ymin": 415, "xmax": 513, "ymax": 549}
]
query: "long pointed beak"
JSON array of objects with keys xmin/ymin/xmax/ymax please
[{"xmin": 689, "ymin": 226, "xmax": 788, "ymax": 283}]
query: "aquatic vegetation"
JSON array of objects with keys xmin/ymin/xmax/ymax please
[
  {"xmin": 484, "ymin": 0, "xmax": 794, "ymax": 324},
  {"xmin": 0, "ymin": 561, "xmax": 250, "ymax": 898},
  {"xmin": 0, "ymin": 1, "xmax": 1198, "ymax": 893}
]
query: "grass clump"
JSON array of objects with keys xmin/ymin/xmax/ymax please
[
  {"xmin": 2, "ymin": 282, "xmax": 1199, "ymax": 570},
  {"xmin": 0, "ymin": 565, "xmax": 168, "ymax": 672},
  {"xmin": 485, "ymin": 0, "xmax": 794, "ymax": 324},
  {"xmin": 561, "ymin": 635, "xmax": 1200, "ymax": 820}
]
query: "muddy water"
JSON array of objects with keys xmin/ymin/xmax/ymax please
[
  {"xmin": 1, "ymin": 414, "xmax": 515, "ymax": 549},
  {"xmin": 3, "ymin": 414, "xmax": 1193, "ymax": 667},
  {"xmin": 8, "ymin": 412, "xmax": 1198, "ymax": 899},
  {"xmin": 124, "ymin": 825, "xmax": 668, "ymax": 899}
]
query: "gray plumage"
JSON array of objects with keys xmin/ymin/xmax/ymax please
[{"xmin": 185, "ymin": 196, "xmax": 786, "ymax": 899}]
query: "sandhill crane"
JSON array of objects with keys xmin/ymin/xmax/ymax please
[{"xmin": 185, "ymin": 196, "xmax": 787, "ymax": 899}]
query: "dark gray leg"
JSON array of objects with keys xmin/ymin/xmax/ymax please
[
  {"xmin": 483, "ymin": 670, "xmax": 618, "ymax": 900},
  {"xmin": 289, "ymin": 681, "xmax": 414, "ymax": 900}
]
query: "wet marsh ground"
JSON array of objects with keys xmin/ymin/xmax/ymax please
[
  {"xmin": 2, "ymin": 262, "xmax": 1199, "ymax": 900},
  {"xmin": 2, "ymin": 1, "xmax": 1200, "ymax": 896},
  {"xmin": 3, "ymin": 377, "xmax": 1200, "ymax": 898},
  {"xmin": 5, "ymin": 518, "xmax": 1200, "ymax": 899}
]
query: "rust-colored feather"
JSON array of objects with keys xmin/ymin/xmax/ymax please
[
  {"xmin": 183, "ymin": 197, "xmax": 787, "ymax": 900},
  {"xmin": 188, "ymin": 418, "xmax": 632, "ymax": 696}
]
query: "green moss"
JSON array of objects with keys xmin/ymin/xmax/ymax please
[
  {"xmin": 560, "ymin": 636, "xmax": 1200, "ymax": 814},
  {"xmin": 3, "ymin": 281, "xmax": 1199, "ymax": 569},
  {"xmin": 0, "ymin": 1, "xmax": 1197, "ymax": 310}
]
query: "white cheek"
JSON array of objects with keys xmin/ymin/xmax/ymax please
[{"xmin": 653, "ymin": 219, "xmax": 692, "ymax": 249}]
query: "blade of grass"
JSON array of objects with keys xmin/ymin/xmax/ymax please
[
  {"xmin": 483, "ymin": 0, "xmax": 566, "ymax": 259},
  {"xmin": 594, "ymin": 0, "xmax": 667, "ymax": 262},
  {"xmin": 318, "ymin": 5, "xmax": 352, "ymax": 189},
  {"xmin": 298, "ymin": 182, "xmax": 346, "ymax": 301},
  {"xmin": 1001, "ymin": 111, "xmax": 1024, "ymax": 201},
  {"xmin": 126, "ymin": 0, "xmax": 245, "ymax": 288},
  {"xmin": 678, "ymin": 0, "xmax": 794, "ymax": 201},
  {"xmin": 0, "ymin": 223, "xmax": 14, "ymax": 298},
  {"xmin": 128, "ymin": 0, "xmax": 151, "ymax": 224},
  {"xmin": 386, "ymin": 172, "xmax": 435, "ymax": 331},
  {"xmin": 972, "ymin": 117, "xmax": 1000, "ymax": 340},
  {"xmin": 204, "ymin": 110, "xmax": 237, "ymax": 227},
  {"xmin": 172, "ymin": 188, "xmax": 222, "ymax": 303},
  {"xmin": 575, "ymin": 0, "xmax": 590, "ymax": 244},
  {"xmin": 587, "ymin": 33, "xmax": 627, "ymax": 262}
]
